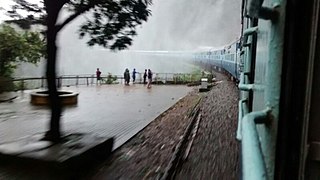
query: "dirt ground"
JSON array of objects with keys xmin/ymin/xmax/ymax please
[{"xmin": 89, "ymin": 71, "xmax": 240, "ymax": 180}]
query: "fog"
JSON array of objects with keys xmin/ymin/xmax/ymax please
[{"xmin": 14, "ymin": 0, "xmax": 241, "ymax": 77}]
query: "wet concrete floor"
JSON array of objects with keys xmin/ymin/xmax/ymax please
[{"xmin": 0, "ymin": 84, "xmax": 191, "ymax": 149}]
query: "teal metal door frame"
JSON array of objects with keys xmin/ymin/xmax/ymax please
[{"xmin": 237, "ymin": 0, "xmax": 286, "ymax": 179}]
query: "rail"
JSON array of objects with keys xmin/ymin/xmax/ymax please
[{"xmin": 5, "ymin": 72, "xmax": 202, "ymax": 90}]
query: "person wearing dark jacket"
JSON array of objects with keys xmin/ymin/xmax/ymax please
[
  {"xmin": 96, "ymin": 68, "xmax": 102, "ymax": 85},
  {"xmin": 124, "ymin": 68, "xmax": 130, "ymax": 85},
  {"xmin": 143, "ymin": 69, "xmax": 147, "ymax": 84},
  {"xmin": 147, "ymin": 69, "xmax": 152, "ymax": 88}
]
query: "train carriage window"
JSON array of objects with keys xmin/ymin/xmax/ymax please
[
  {"xmin": 224, "ymin": 54, "xmax": 235, "ymax": 61},
  {"xmin": 236, "ymin": 42, "xmax": 240, "ymax": 50}
]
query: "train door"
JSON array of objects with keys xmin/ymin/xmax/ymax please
[
  {"xmin": 237, "ymin": 0, "xmax": 286, "ymax": 179},
  {"xmin": 275, "ymin": 0, "xmax": 320, "ymax": 179},
  {"xmin": 305, "ymin": 12, "xmax": 320, "ymax": 178}
]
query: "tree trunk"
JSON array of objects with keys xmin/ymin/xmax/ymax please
[
  {"xmin": 43, "ymin": 3, "xmax": 62, "ymax": 142},
  {"xmin": 44, "ymin": 29, "xmax": 62, "ymax": 141}
]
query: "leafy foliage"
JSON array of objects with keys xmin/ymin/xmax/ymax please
[
  {"xmin": 77, "ymin": 0, "xmax": 151, "ymax": 50},
  {"xmin": 103, "ymin": 73, "xmax": 118, "ymax": 84},
  {"xmin": 6, "ymin": 0, "xmax": 46, "ymax": 29},
  {"xmin": 7, "ymin": 0, "xmax": 152, "ymax": 51},
  {"xmin": 0, "ymin": 24, "xmax": 46, "ymax": 77}
]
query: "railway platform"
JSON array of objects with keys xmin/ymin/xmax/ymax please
[{"xmin": 0, "ymin": 84, "xmax": 191, "ymax": 179}]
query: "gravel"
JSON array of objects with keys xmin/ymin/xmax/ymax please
[{"xmin": 175, "ymin": 72, "xmax": 240, "ymax": 179}]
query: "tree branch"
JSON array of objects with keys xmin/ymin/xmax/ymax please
[
  {"xmin": 12, "ymin": 0, "xmax": 44, "ymax": 13},
  {"xmin": 55, "ymin": 3, "xmax": 94, "ymax": 32},
  {"xmin": 57, "ymin": 0, "xmax": 70, "ymax": 9}
]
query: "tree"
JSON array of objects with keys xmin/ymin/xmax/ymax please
[
  {"xmin": 6, "ymin": 0, "xmax": 152, "ymax": 142},
  {"xmin": 0, "ymin": 24, "xmax": 45, "ymax": 78}
]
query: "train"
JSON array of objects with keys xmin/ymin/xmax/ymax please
[
  {"xmin": 194, "ymin": 0, "xmax": 320, "ymax": 179},
  {"xmin": 193, "ymin": 40, "xmax": 242, "ymax": 81}
]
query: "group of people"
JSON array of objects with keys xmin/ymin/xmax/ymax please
[
  {"xmin": 124, "ymin": 68, "xmax": 153, "ymax": 88},
  {"xmin": 96, "ymin": 67, "xmax": 153, "ymax": 88}
]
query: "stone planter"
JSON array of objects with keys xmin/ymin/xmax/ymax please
[{"xmin": 30, "ymin": 90, "xmax": 79, "ymax": 105}]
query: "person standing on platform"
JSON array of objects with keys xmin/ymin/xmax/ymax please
[
  {"xmin": 96, "ymin": 68, "xmax": 102, "ymax": 85},
  {"xmin": 143, "ymin": 69, "xmax": 147, "ymax": 84},
  {"xmin": 132, "ymin": 68, "xmax": 137, "ymax": 83},
  {"xmin": 124, "ymin": 68, "xmax": 130, "ymax": 85},
  {"xmin": 147, "ymin": 69, "xmax": 152, "ymax": 88}
]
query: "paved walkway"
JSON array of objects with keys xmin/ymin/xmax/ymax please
[
  {"xmin": 0, "ymin": 92, "xmax": 17, "ymax": 102},
  {"xmin": 0, "ymin": 84, "xmax": 191, "ymax": 149}
]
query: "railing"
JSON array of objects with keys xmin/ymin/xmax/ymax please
[{"xmin": 8, "ymin": 73, "xmax": 202, "ymax": 90}]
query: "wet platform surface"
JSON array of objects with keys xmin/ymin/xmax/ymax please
[{"xmin": 0, "ymin": 84, "xmax": 191, "ymax": 149}]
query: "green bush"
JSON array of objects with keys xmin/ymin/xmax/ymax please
[{"xmin": 104, "ymin": 73, "xmax": 118, "ymax": 84}]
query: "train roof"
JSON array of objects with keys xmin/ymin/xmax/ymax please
[{"xmin": 194, "ymin": 46, "xmax": 224, "ymax": 52}]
